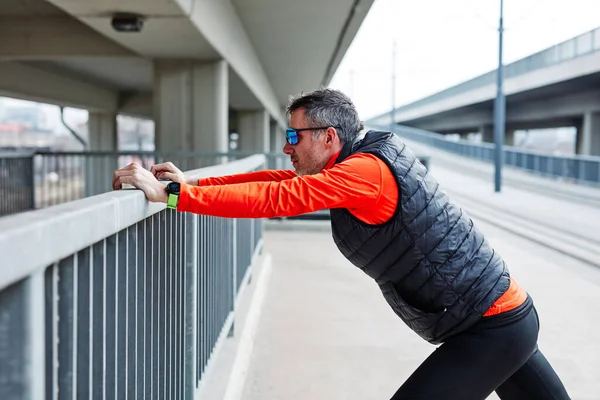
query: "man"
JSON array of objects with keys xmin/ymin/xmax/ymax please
[{"xmin": 113, "ymin": 88, "xmax": 570, "ymax": 399}]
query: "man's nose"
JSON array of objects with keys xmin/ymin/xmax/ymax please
[{"xmin": 283, "ymin": 142, "xmax": 293, "ymax": 155}]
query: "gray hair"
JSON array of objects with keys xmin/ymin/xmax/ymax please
[{"xmin": 286, "ymin": 88, "xmax": 364, "ymax": 145}]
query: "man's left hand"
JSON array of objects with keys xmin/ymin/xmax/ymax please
[{"xmin": 113, "ymin": 163, "xmax": 168, "ymax": 203}]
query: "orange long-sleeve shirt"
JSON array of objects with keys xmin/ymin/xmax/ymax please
[
  {"xmin": 179, "ymin": 152, "xmax": 397, "ymax": 223},
  {"xmin": 178, "ymin": 152, "xmax": 525, "ymax": 316}
]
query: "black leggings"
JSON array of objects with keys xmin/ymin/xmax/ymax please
[{"xmin": 391, "ymin": 297, "xmax": 571, "ymax": 400}]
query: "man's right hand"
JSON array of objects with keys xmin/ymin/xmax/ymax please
[{"xmin": 150, "ymin": 162, "xmax": 197, "ymax": 185}]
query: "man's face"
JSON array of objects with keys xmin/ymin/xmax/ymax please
[{"xmin": 284, "ymin": 109, "xmax": 331, "ymax": 176}]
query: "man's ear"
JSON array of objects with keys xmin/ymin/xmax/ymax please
[{"xmin": 324, "ymin": 127, "xmax": 337, "ymax": 146}]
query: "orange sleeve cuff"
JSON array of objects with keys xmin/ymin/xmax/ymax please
[{"xmin": 178, "ymin": 183, "xmax": 200, "ymax": 214}]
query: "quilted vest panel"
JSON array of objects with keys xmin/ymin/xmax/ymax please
[{"xmin": 330, "ymin": 130, "xmax": 510, "ymax": 344}]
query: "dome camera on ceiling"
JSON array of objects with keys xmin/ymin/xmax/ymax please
[{"xmin": 111, "ymin": 13, "xmax": 145, "ymax": 32}]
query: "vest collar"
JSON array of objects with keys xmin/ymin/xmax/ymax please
[{"xmin": 335, "ymin": 131, "xmax": 367, "ymax": 164}]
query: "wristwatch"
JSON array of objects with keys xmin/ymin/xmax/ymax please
[{"xmin": 166, "ymin": 182, "xmax": 180, "ymax": 209}]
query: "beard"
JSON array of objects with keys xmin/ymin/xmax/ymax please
[{"xmin": 294, "ymin": 147, "xmax": 327, "ymax": 176}]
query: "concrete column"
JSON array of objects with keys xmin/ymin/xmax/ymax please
[
  {"xmin": 479, "ymin": 124, "xmax": 494, "ymax": 143},
  {"xmin": 270, "ymin": 122, "xmax": 286, "ymax": 169},
  {"xmin": 270, "ymin": 121, "xmax": 283, "ymax": 153},
  {"xmin": 237, "ymin": 110, "xmax": 270, "ymax": 154},
  {"xmin": 154, "ymin": 59, "xmax": 228, "ymax": 169},
  {"xmin": 85, "ymin": 112, "xmax": 117, "ymax": 196},
  {"xmin": 88, "ymin": 112, "xmax": 117, "ymax": 150},
  {"xmin": 505, "ymin": 129, "xmax": 515, "ymax": 146},
  {"xmin": 577, "ymin": 111, "xmax": 600, "ymax": 156}
]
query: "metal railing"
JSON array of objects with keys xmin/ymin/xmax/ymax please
[
  {"xmin": 0, "ymin": 151, "xmax": 292, "ymax": 217},
  {"xmin": 370, "ymin": 26, "xmax": 600, "ymax": 123},
  {"xmin": 377, "ymin": 124, "xmax": 600, "ymax": 186},
  {"xmin": 0, "ymin": 155, "xmax": 266, "ymax": 400},
  {"xmin": 0, "ymin": 152, "xmax": 35, "ymax": 217}
]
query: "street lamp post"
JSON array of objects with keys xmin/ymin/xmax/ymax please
[{"xmin": 494, "ymin": 0, "xmax": 506, "ymax": 192}]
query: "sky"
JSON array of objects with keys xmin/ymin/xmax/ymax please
[
  {"xmin": 329, "ymin": 0, "xmax": 600, "ymax": 119},
  {"xmin": 2, "ymin": 0, "xmax": 599, "ymax": 130}
]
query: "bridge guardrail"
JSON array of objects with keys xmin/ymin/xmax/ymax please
[
  {"xmin": 0, "ymin": 151, "xmax": 292, "ymax": 217},
  {"xmin": 0, "ymin": 155, "xmax": 265, "ymax": 400},
  {"xmin": 370, "ymin": 124, "xmax": 600, "ymax": 187}
]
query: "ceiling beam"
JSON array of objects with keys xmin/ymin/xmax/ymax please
[
  {"xmin": 0, "ymin": 17, "xmax": 133, "ymax": 60},
  {"xmin": 0, "ymin": 61, "xmax": 118, "ymax": 112},
  {"xmin": 175, "ymin": 0, "xmax": 285, "ymax": 127},
  {"xmin": 119, "ymin": 92, "xmax": 153, "ymax": 119}
]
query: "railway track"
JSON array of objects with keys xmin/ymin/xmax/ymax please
[{"xmin": 445, "ymin": 188, "xmax": 600, "ymax": 269}]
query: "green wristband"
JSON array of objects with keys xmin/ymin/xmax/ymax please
[{"xmin": 167, "ymin": 193, "xmax": 179, "ymax": 209}]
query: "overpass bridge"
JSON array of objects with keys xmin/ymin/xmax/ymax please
[{"xmin": 369, "ymin": 27, "xmax": 600, "ymax": 156}]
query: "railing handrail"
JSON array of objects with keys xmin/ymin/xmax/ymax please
[
  {"xmin": 0, "ymin": 151, "xmax": 36, "ymax": 158},
  {"xmin": 29, "ymin": 150, "xmax": 285, "ymax": 157},
  {"xmin": 378, "ymin": 123, "xmax": 600, "ymax": 162},
  {"xmin": 0, "ymin": 154, "xmax": 266, "ymax": 291}
]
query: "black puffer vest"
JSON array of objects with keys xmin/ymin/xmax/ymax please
[{"xmin": 330, "ymin": 130, "xmax": 510, "ymax": 344}]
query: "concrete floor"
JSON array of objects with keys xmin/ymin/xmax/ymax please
[{"xmin": 239, "ymin": 219, "xmax": 600, "ymax": 400}]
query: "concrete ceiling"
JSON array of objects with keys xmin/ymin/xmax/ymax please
[
  {"xmin": 232, "ymin": 0, "xmax": 370, "ymax": 103},
  {"xmin": 0, "ymin": 0, "xmax": 63, "ymax": 16},
  {"xmin": 25, "ymin": 58, "xmax": 154, "ymax": 92},
  {"xmin": 0, "ymin": 0, "xmax": 374, "ymax": 121}
]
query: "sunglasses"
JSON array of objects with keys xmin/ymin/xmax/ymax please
[{"xmin": 285, "ymin": 126, "xmax": 340, "ymax": 145}]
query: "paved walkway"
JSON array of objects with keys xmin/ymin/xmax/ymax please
[
  {"xmin": 240, "ymin": 150, "xmax": 600, "ymax": 399},
  {"xmin": 241, "ymin": 220, "xmax": 599, "ymax": 400}
]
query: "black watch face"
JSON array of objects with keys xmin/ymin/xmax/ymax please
[{"xmin": 167, "ymin": 182, "xmax": 181, "ymax": 195}]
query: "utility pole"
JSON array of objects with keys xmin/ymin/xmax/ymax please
[
  {"xmin": 493, "ymin": 0, "xmax": 506, "ymax": 192},
  {"xmin": 391, "ymin": 40, "xmax": 396, "ymax": 129}
]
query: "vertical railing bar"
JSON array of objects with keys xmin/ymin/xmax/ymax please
[
  {"xmin": 163, "ymin": 212, "xmax": 168, "ymax": 400},
  {"xmin": 203, "ymin": 215, "xmax": 207, "ymax": 379},
  {"xmin": 200, "ymin": 216, "xmax": 205, "ymax": 380},
  {"xmin": 214, "ymin": 218, "xmax": 218, "ymax": 352},
  {"xmin": 124, "ymin": 227, "xmax": 129, "ymax": 400},
  {"xmin": 103, "ymin": 238, "xmax": 108, "ymax": 400},
  {"xmin": 177, "ymin": 211, "xmax": 182, "ymax": 400},
  {"xmin": 175, "ymin": 211, "xmax": 179, "ymax": 400},
  {"xmin": 25, "ymin": 270, "xmax": 47, "ymax": 400},
  {"xmin": 154, "ymin": 214, "xmax": 161, "ymax": 400},
  {"xmin": 128, "ymin": 224, "xmax": 136, "ymax": 400},
  {"xmin": 174, "ymin": 212, "xmax": 179, "ymax": 400},
  {"xmin": 200, "ymin": 215, "xmax": 204, "ymax": 385},
  {"xmin": 166, "ymin": 211, "xmax": 170, "ymax": 399},
  {"xmin": 136, "ymin": 221, "xmax": 144, "ymax": 400},
  {"xmin": 176, "ymin": 211, "xmax": 182, "ymax": 400},
  {"xmin": 51, "ymin": 263, "xmax": 59, "ymax": 400},
  {"xmin": 88, "ymin": 244, "xmax": 94, "ymax": 400},
  {"xmin": 143, "ymin": 218, "xmax": 149, "ymax": 400},
  {"xmin": 177, "ymin": 211, "xmax": 182, "ymax": 398},
  {"xmin": 209, "ymin": 218, "xmax": 213, "ymax": 363},
  {"xmin": 146, "ymin": 216, "xmax": 153, "ymax": 400},
  {"xmin": 73, "ymin": 254, "xmax": 79, "ymax": 400},
  {"xmin": 212, "ymin": 218, "xmax": 215, "ymax": 361},
  {"xmin": 184, "ymin": 212, "xmax": 198, "ymax": 399},
  {"xmin": 203, "ymin": 215, "xmax": 206, "ymax": 381},
  {"xmin": 113, "ymin": 232, "xmax": 121, "ymax": 400},
  {"xmin": 167, "ymin": 211, "xmax": 172, "ymax": 400},
  {"xmin": 112, "ymin": 233, "xmax": 118, "ymax": 400},
  {"xmin": 232, "ymin": 219, "xmax": 237, "ymax": 326}
]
